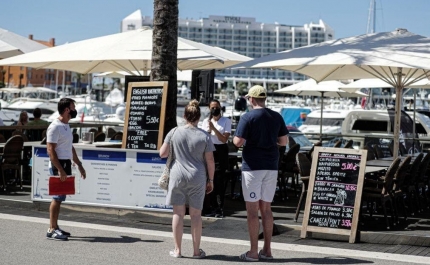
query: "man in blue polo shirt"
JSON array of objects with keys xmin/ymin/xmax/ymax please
[{"xmin": 233, "ymin": 85, "xmax": 288, "ymax": 261}]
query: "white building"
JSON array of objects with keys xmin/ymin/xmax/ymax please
[{"xmin": 121, "ymin": 10, "xmax": 335, "ymax": 89}]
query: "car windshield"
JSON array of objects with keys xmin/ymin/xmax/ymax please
[{"xmin": 303, "ymin": 117, "xmax": 343, "ymax": 126}]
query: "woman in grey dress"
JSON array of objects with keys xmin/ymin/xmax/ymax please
[{"xmin": 160, "ymin": 99, "xmax": 215, "ymax": 259}]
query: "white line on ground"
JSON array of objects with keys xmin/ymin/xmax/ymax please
[{"xmin": 1, "ymin": 213, "xmax": 429, "ymax": 264}]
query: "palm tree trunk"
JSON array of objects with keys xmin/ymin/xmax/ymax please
[{"xmin": 151, "ymin": 0, "xmax": 178, "ymax": 135}]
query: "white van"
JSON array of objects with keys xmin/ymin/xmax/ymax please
[
  {"xmin": 298, "ymin": 109, "xmax": 350, "ymax": 141},
  {"xmin": 342, "ymin": 110, "xmax": 428, "ymax": 150}
]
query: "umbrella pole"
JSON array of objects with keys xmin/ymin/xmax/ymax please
[
  {"xmin": 413, "ymin": 89, "xmax": 416, "ymax": 153},
  {"xmin": 393, "ymin": 68, "xmax": 403, "ymax": 159},
  {"xmin": 320, "ymin": 92, "xmax": 324, "ymax": 142}
]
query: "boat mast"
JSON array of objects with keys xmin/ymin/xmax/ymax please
[{"xmin": 366, "ymin": 0, "xmax": 376, "ymax": 34}]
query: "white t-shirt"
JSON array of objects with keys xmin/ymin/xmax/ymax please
[
  {"xmin": 200, "ymin": 116, "xmax": 232, "ymax": 145},
  {"xmin": 46, "ymin": 119, "xmax": 73, "ymax": 160}
]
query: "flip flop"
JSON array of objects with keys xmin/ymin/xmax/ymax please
[
  {"xmin": 239, "ymin": 251, "xmax": 259, "ymax": 262},
  {"xmin": 192, "ymin": 249, "xmax": 206, "ymax": 259},
  {"xmin": 259, "ymin": 250, "xmax": 274, "ymax": 260},
  {"xmin": 169, "ymin": 250, "xmax": 182, "ymax": 258}
]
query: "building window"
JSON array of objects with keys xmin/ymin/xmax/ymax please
[{"xmin": 127, "ymin": 24, "xmax": 136, "ymax": 30}]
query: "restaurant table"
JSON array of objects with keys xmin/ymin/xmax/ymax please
[
  {"xmin": 73, "ymin": 142, "xmax": 122, "ymax": 148},
  {"xmin": 366, "ymin": 159, "xmax": 396, "ymax": 167},
  {"xmin": 365, "ymin": 166, "xmax": 388, "ymax": 174}
]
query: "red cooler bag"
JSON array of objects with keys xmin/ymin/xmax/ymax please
[{"xmin": 49, "ymin": 176, "xmax": 75, "ymax": 195}]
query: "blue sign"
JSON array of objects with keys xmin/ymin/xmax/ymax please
[
  {"xmin": 137, "ymin": 153, "xmax": 166, "ymax": 164},
  {"xmin": 82, "ymin": 150, "xmax": 126, "ymax": 162},
  {"xmin": 34, "ymin": 147, "xmax": 49, "ymax": 158}
]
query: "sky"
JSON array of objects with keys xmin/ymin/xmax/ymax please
[{"xmin": 0, "ymin": 0, "xmax": 429, "ymax": 45}]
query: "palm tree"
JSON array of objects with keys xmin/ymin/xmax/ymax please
[{"xmin": 151, "ymin": 0, "xmax": 178, "ymax": 135}]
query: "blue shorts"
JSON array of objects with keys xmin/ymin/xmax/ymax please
[{"xmin": 49, "ymin": 160, "xmax": 72, "ymax": 202}]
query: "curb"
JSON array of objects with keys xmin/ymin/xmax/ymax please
[{"xmin": 2, "ymin": 197, "xmax": 430, "ymax": 247}]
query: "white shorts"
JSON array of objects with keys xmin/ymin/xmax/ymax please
[{"xmin": 241, "ymin": 170, "xmax": 278, "ymax": 202}]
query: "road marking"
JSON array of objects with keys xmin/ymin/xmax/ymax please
[{"xmin": 1, "ymin": 213, "xmax": 429, "ymax": 264}]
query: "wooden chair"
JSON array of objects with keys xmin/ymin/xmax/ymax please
[
  {"xmin": 343, "ymin": 139, "xmax": 353, "ymax": 149},
  {"xmin": 361, "ymin": 158, "xmax": 401, "ymax": 229},
  {"xmin": 392, "ymin": 156, "xmax": 412, "ymax": 223},
  {"xmin": 288, "ymin": 135, "xmax": 296, "ymax": 149},
  {"xmin": 226, "ymin": 141, "xmax": 242, "ymax": 199},
  {"xmin": 364, "ymin": 146, "xmax": 377, "ymax": 161},
  {"xmin": 0, "ymin": 135, "xmax": 24, "ymax": 191},
  {"xmin": 278, "ymin": 143, "xmax": 300, "ymax": 200},
  {"xmin": 107, "ymin": 128, "xmax": 116, "ymax": 138},
  {"xmin": 111, "ymin": 132, "xmax": 123, "ymax": 141},
  {"xmin": 73, "ymin": 133, "xmax": 80, "ymax": 143},
  {"xmin": 415, "ymin": 153, "xmax": 430, "ymax": 212},
  {"xmin": 372, "ymin": 144, "xmax": 385, "ymax": 159},
  {"xmin": 306, "ymin": 141, "xmax": 322, "ymax": 162},
  {"xmin": 399, "ymin": 143, "xmax": 408, "ymax": 156},
  {"xmin": 88, "ymin": 128, "xmax": 98, "ymax": 134},
  {"xmin": 402, "ymin": 153, "xmax": 424, "ymax": 216},
  {"xmin": 94, "ymin": 132, "xmax": 106, "ymax": 142},
  {"xmin": 333, "ymin": 140, "xmax": 342, "ymax": 148},
  {"xmin": 294, "ymin": 153, "xmax": 311, "ymax": 222}
]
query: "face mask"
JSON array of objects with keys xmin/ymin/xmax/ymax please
[
  {"xmin": 210, "ymin": 108, "xmax": 221, "ymax": 117},
  {"xmin": 69, "ymin": 109, "xmax": 78, "ymax": 119}
]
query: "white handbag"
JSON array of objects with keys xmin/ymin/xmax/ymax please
[{"xmin": 158, "ymin": 128, "xmax": 177, "ymax": 190}]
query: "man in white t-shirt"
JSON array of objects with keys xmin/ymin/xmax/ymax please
[{"xmin": 46, "ymin": 98, "xmax": 86, "ymax": 241}]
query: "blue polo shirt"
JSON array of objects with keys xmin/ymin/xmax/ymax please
[{"xmin": 235, "ymin": 108, "xmax": 288, "ymax": 171}]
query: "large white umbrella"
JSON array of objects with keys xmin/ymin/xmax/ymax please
[
  {"xmin": 0, "ymin": 28, "xmax": 47, "ymax": 59},
  {"xmin": 275, "ymin": 79, "xmax": 368, "ymax": 140},
  {"xmin": 0, "ymin": 27, "xmax": 251, "ymax": 73},
  {"xmin": 95, "ymin": 70, "xmax": 223, "ymax": 83},
  {"xmin": 236, "ymin": 29, "xmax": 430, "ymax": 158}
]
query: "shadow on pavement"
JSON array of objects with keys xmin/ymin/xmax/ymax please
[
  {"xmin": 205, "ymin": 255, "xmax": 373, "ymax": 264},
  {"xmin": 70, "ymin": 235, "xmax": 163, "ymax": 243}
]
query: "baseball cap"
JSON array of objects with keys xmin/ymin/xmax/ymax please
[{"xmin": 245, "ymin": 85, "xmax": 267, "ymax": 99}]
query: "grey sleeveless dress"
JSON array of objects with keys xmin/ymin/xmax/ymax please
[{"xmin": 164, "ymin": 125, "xmax": 215, "ymax": 210}]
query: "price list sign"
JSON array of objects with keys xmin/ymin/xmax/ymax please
[
  {"xmin": 122, "ymin": 82, "xmax": 168, "ymax": 150},
  {"xmin": 301, "ymin": 147, "xmax": 367, "ymax": 243}
]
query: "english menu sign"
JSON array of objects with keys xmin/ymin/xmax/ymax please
[
  {"xmin": 301, "ymin": 147, "xmax": 367, "ymax": 243},
  {"xmin": 122, "ymin": 82, "xmax": 168, "ymax": 150}
]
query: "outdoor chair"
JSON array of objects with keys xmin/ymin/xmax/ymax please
[
  {"xmin": 278, "ymin": 143, "xmax": 300, "ymax": 200},
  {"xmin": 94, "ymin": 132, "xmax": 106, "ymax": 142},
  {"xmin": 306, "ymin": 141, "xmax": 322, "ymax": 162},
  {"xmin": 0, "ymin": 135, "xmax": 24, "ymax": 191},
  {"xmin": 415, "ymin": 153, "xmax": 430, "ymax": 212},
  {"xmin": 294, "ymin": 153, "xmax": 311, "ymax": 222},
  {"xmin": 107, "ymin": 128, "xmax": 116, "ymax": 138},
  {"xmin": 226, "ymin": 141, "xmax": 242, "ymax": 199},
  {"xmin": 288, "ymin": 135, "xmax": 296, "ymax": 149},
  {"xmin": 392, "ymin": 156, "xmax": 412, "ymax": 223},
  {"xmin": 361, "ymin": 157, "xmax": 401, "ymax": 230},
  {"xmin": 88, "ymin": 128, "xmax": 98, "ymax": 134},
  {"xmin": 73, "ymin": 133, "xmax": 80, "ymax": 143},
  {"xmin": 402, "ymin": 153, "xmax": 423, "ymax": 216},
  {"xmin": 372, "ymin": 144, "xmax": 385, "ymax": 159},
  {"xmin": 399, "ymin": 143, "xmax": 408, "ymax": 156},
  {"xmin": 364, "ymin": 146, "xmax": 377, "ymax": 161},
  {"xmin": 111, "ymin": 132, "xmax": 123, "ymax": 141},
  {"xmin": 333, "ymin": 140, "xmax": 342, "ymax": 148},
  {"xmin": 343, "ymin": 139, "xmax": 354, "ymax": 148}
]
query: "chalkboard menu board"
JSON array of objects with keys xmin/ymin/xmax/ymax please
[
  {"xmin": 122, "ymin": 82, "xmax": 168, "ymax": 150},
  {"xmin": 301, "ymin": 147, "xmax": 367, "ymax": 243}
]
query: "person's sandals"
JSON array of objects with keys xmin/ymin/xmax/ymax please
[
  {"xmin": 192, "ymin": 249, "xmax": 206, "ymax": 259},
  {"xmin": 259, "ymin": 250, "xmax": 274, "ymax": 260},
  {"xmin": 169, "ymin": 250, "xmax": 182, "ymax": 258},
  {"xmin": 239, "ymin": 251, "xmax": 259, "ymax": 262}
]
